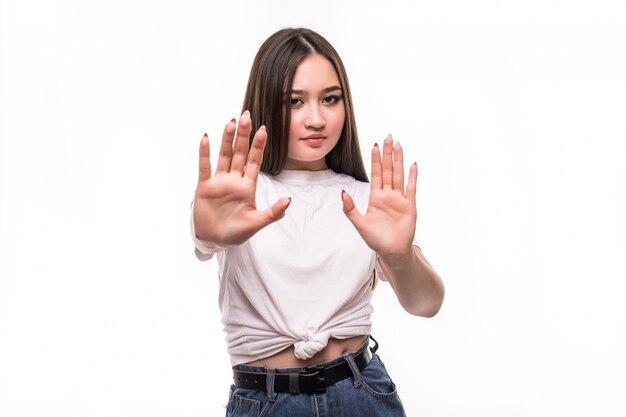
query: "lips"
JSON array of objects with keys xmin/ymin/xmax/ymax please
[
  {"xmin": 303, "ymin": 138, "xmax": 324, "ymax": 146},
  {"xmin": 299, "ymin": 134, "xmax": 326, "ymax": 147},
  {"xmin": 301, "ymin": 134, "xmax": 326, "ymax": 140}
]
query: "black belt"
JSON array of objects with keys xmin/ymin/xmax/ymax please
[{"xmin": 232, "ymin": 344, "xmax": 373, "ymax": 394}]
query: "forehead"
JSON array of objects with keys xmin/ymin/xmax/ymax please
[{"xmin": 291, "ymin": 54, "xmax": 340, "ymax": 90}]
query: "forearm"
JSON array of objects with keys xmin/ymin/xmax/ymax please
[{"xmin": 378, "ymin": 246, "xmax": 444, "ymax": 317}]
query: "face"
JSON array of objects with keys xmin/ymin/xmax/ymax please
[{"xmin": 284, "ymin": 54, "xmax": 346, "ymax": 171}]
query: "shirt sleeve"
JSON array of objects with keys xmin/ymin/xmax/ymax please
[
  {"xmin": 190, "ymin": 196, "xmax": 227, "ymax": 261},
  {"xmin": 374, "ymin": 236, "xmax": 420, "ymax": 282}
]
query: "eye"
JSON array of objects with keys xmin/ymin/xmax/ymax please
[
  {"xmin": 323, "ymin": 95, "xmax": 342, "ymax": 104},
  {"xmin": 290, "ymin": 97, "xmax": 303, "ymax": 106}
]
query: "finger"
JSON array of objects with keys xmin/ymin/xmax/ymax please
[
  {"xmin": 198, "ymin": 133, "xmax": 212, "ymax": 182},
  {"xmin": 244, "ymin": 126, "xmax": 267, "ymax": 183},
  {"xmin": 231, "ymin": 110, "xmax": 252, "ymax": 174},
  {"xmin": 392, "ymin": 141, "xmax": 405, "ymax": 193},
  {"xmin": 215, "ymin": 118, "xmax": 237, "ymax": 173},
  {"xmin": 382, "ymin": 134, "xmax": 393, "ymax": 188},
  {"xmin": 406, "ymin": 162, "xmax": 418, "ymax": 204},
  {"xmin": 255, "ymin": 197, "xmax": 292, "ymax": 228},
  {"xmin": 371, "ymin": 143, "xmax": 382, "ymax": 190},
  {"xmin": 341, "ymin": 190, "xmax": 365, "ymax": 231}
]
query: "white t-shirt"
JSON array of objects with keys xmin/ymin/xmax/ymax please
[{"xmin": 191, "ymin": 169, "xmax": 418, "ymax": 366}]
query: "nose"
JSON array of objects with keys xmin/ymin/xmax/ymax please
[{"xmin": 304, "ymin": 104, "xmax": 326, "ymax": 129}]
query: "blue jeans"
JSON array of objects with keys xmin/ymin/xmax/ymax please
[{"xmin": 225, "ymin": 337, "xmax": 406, "ymax": 416}]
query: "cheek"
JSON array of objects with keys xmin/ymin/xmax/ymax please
[
  {"xmin": 287, "ymin": 113, "xmax": 296, "ymax": 141},
  {"xmin": 289, "ymin": 111, "xmax": 304, "ymax": 134},
  {"xmin": 332, "ymin": 108, "xmax": 346, "ymax": 133}
]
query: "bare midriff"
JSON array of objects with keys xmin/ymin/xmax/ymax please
[{"xmin": 245, "ymin": 335, "xmax": 369, "ymax": 368}]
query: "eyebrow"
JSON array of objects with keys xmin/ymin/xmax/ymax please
[{"xmin": 287, "ymin": 85, "xmax": 342, "ymax": 96}]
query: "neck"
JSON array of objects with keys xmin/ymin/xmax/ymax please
[{"xmin": 283, "ymin": 158, "xmax": 328, "ymax": 171}]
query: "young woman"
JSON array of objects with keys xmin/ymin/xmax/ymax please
[{"xmin": 191, "ymin": 28, "xmax": 444, "ymax": 416}]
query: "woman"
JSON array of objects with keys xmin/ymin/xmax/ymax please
[{"xmin": 191, "ymin": 27, "xmax": 444, "ymax": 416}]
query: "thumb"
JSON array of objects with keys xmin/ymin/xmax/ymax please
[
  {"xmin": 257, "ymin": 197, "xmax": 292, "ymax": 228},
  {"xmin": 341, "ymin": 190, "xmax": 364, "ymax": 230}
]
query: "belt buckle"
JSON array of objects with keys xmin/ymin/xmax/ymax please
[{"xmin": 303, "ymin": 367, "xmax": 326, "ymax": 393}]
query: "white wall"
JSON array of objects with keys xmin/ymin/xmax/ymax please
[{"xmin": 1, "ymin": 1, "xmax": 625, "ymax": 416}]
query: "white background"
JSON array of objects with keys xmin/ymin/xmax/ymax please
[{"xmin": 1, "ymin": 0, "xmax": 625, "ymax": 416}]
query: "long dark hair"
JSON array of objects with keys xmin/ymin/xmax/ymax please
[{"xmin": 241, "ymin": 28, "xmax": 368, "ymax": 182}]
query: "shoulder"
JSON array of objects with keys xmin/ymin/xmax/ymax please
[
  {"xmin": 321, "ymin": 171, "xmax": 371, "ymax": 195},
  {"xmin": 331, "ymin": 171, "xmax": 364, "ymax": 186},
  {"xmin": 257, "ymin": 171, "xmax": 273, "ymax": 189},
  {"xmin": 342, "ymin": 172, "xmax": 370, "ymax": 192},
  {"xmin": 335, "ymin": 173, "xmax": 371, "ymax": 211},
  {"xmin": 325, "ymin": 170, "xmax": 369, "ymax": 185}
]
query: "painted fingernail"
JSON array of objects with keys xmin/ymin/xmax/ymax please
[
  {"xmin": 374, "ymin": 143, "xmax": 379, "ymax": 148},
  {"xmin": 286, "ymin": 197, "xmax": 292, "ymax": 208},
  {"xmin": 341, "ymin": 189, "xmax": 345, "ymax": 199},
  {"xmin": 230, "ymin": 118, "xmax": 236, "ymax": 124},
  {"xmin": 203, "ymin": 133, "xmax": 208, "ymax": 138}
]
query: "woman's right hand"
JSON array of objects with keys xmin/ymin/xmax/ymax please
[{"xmin": 193, "ymin": 110, "xmax": 291, "ymax": 247}]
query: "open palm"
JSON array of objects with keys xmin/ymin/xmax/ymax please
[
  {"xmin": 193, "ymin": 111, "xmax": 291, "ymax": 247},
  {"xmin": 341, "ymin": 135, "xmax": 418, "ymax": 256}
]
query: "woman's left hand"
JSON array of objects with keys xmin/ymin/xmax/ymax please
[{"xmin": 341, "ymin": 135, "xmax": 418, "ymax": 257}]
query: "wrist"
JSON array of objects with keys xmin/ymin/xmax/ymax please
[{"xmin": 378, "ymin": 246, "xmax": 415, "ymax": 267}]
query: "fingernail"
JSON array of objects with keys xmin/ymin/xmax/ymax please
[
  {"xmin": 286, "ymin": 197, "xmax": 292, "ymax": 208},
  {"xmin": 341, "ymin": 189, "xmax": 345, "ymax": 199},
  {"xmin": 374, "ymin": 143, "xmax": 379, "ymax": 148},
  {"xmin": 260, "ymin": 125, "xmax": 266, "ymax": 131},
  {"xmin": 243, "ymin": 110, "xmax": 250, "ymax": 117},
  {"xmin": 230, "ymin": 118, "xmax": 236, "ymax": 124},
  {"xmin": 396, "ymin": 141, "xmax": 401, "ymax": 148},
  {"xmin": 203, "ymin": 133, "xmax": 208, "ymax": 138}
]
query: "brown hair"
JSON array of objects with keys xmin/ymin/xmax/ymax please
[{"xmin": 241, "ymin": 28, "xmax": 368, "ymax": 182}]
